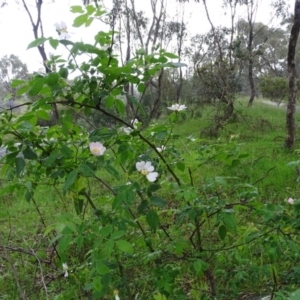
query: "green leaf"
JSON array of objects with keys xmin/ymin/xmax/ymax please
[
  {"xmin": 63, "ymin": 170, "xmax": 78, "ymax": 191},
  {"xmin": 16, "ymin": 85, "xmax": 29, "ymax": 96},
  {"xmin": 193, "ymin": 259, "xmax": 208, "ymax": 276},
  {"xmin": 169, "ymin": 111, "xmax": 178, "ymax": 123},
  {"xmin": 115, "ymin": 240, "xmax": 133, "ymax": 254},
  {"xmin": 176, "ymin": 162, "xmax": 185, "ymax": 172},
  {"xmin": 115, "ymin": 99, "xmax": 125, "ymax": 115},
  {"xmin": 150, "ymin": 196, "xmax": 167, "ymax": 208},
  {"xmin": 147, "ymin": 183, "xmax": 161, "ymax": 194},
  {"xmin": 85, "ymin": 17, "xmax": 94, "ymax": 27},
  {"xmin": 44, "ymin": 149, "xmax": 60, "ymax": 167},
  {"xmin": 27, "ymin": 37, "xmax": 48, "ymax": 50},
  {"xmin": 112, "ymin": 192, "xmax": 123, "ymax": 210},
  {"xmin": 222, "ymin": 213, "xmax": 237, "ymax": 233},
  {"xmin": 218, "ymin": 225, "xmax": 227, "ymax": 240},
  {"xmin": 15, "ymin": 157, "xmax": 25, "ymax": 177},
  {"xmin": 73, "ymin": 14, "xmax": 88, "ymax": 27},
  {"xmin": 46, "ymin": 73, "xmax": 59, "ymax": 86},
  {"xmin": 60, "ymin": 145, "xmax": 73, "ymax": 157},
  {"xmin": 3, "ymin": 93, "xmax": 13, "ymax": 101},
  {"xmin": 100, "ymin": 225, "xmax": 112, "ymax": 238},
  {"xmin": 96, "ymin": 263, "xmax": 110, "ymax": 275},
  {"xmin": 78, "ymin": 164, "xmax": 95, "ymax": 177},
  {"xmin": 112, "ymin": 189, "xmax": 134, "ymax": 210},
  {"xmin": 59, "ymin": 68, "xmax": 68, "ymax": 79},
  {"xmin": 59, "ymin": 40, "xmax": 74, "ymax": 46},
  {"xmin": 105, "ymin": 165, "xmax": 120, "ymax": 179},
  {"xmin": 86, "ymin": 5, "xmax": 96, "ymax": 15},
  {"xmin": 25, "ymin": 190, "xmax": 33, "ymax": 202},
  {"xmin": 163, "ymin": 52, "xmax": 179, "ymax": 59},
  {"xmin": 49, "ymin": 38, "xmax": 59, "ymax": 50},
  {"xmin": 70, "ymin": 5, "xmax": 84, "ymax": 13},
  {"xmin": 138, "ymin": 200, "xmax": 148, "ymax": 213},
  {"xmin": 105, "ymin": 95, "xmax": 115, "ymax": 108},
  {"xmin": 110, "ymin": 230, "xmax": 125, "ymax": 240},
  {"xmin": 74, "ymin": 198, "xmax": 84, "ymax": 215},
  {"xmin": 36, "ymin": 110, "xmax": 50, "ymax": 120},
  {"xmin": 11, "ymin": 79, "xmax": 25, "ymax": 88},
  {"xmin": 28, "ymin": 78, "xmax": 45, "ymax": 96},
  {"xmin": 93, "ymin": 276, "xmax": 102, "ymax": 292},
  {"xmin": 153, "ymin": 293, "xmax": 167, "ymax": 300},
  {"xmin": 231, "ymin": 159, "xmax": 240, "ymax": 167},
  {"xmin": 22, "ymin": 146, "xmax": 38, "ymax": 160},
  {"xmin": 138, "ymin": 83, "xmax": 146, "ymax": 93},
  {"xmin": 146, "ymin": 209, "xmax": 159, "ymax": 231},
  {"xmin": 290, "ymin": 289, "xmax": 300, "ymax": 300}
]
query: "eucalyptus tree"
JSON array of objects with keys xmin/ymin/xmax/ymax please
[
  {"xmin": 193, "ymin": 0, "xmax": 241, "ymax": 135},
  {"xmin": 164, "ymin": 13, "xmax": 188, "ymax": 103},
  {"xmin": 285, "ymin": 0, "xmax": 300, "ymax": 148},
  {"xmin": 0, "ymin": 54, "xmax": 29, "ymax": 100},
  {"xmin": 18, "ymin": 0, "xmax": 59, "ymax": 123}
]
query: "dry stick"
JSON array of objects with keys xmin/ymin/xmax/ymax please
[
  {"xmin": 68, "ymin": 107, "xmax": 97, "ymax": 130},
  {"xmin": 31, "ymin": 197, "xmax": 61, "ymax": 261},
  {"xmin": 3, "ymin": 246, "xmax": 26, "ymax": 300},
  {"xmin": 28, "ymin": 245, "xmax": 49, "ymax": 300},
  {"xmin": 32, "ymin": 197, "xmax": 47, "ymax": 228},
  {"xmin": 204, "ymin": 227, "xmax": 277, "ymax": 253},
  {"xmin": 0, "ymin": 245, "xmax": 50, "ymax": 263},
  {"xmin": 251, "ymin": 166, "xmax": 276, "ymax": 185}
]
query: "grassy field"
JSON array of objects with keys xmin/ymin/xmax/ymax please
[{"xmin": 1, "ymin": 97, "xmax": 300, "ymax": 299}]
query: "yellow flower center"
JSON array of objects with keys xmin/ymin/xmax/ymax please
[
  {"xmin": 91, "ymin": 147, "xmax": 101, "ymax": 154},
  {"xmin": 141, "ymin": 169, "xmax": 148, "ymax": 176}
]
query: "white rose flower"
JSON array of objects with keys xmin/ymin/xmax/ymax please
[
  {"xmin": 136, "ymin": 161, "xmax": 158, "ymax": 182},
  {"xmin": 131, "ymin": 118, "xmax": 139, "ymax": 129},
  {"xmin": 89, "ymin": 142, "xmax": 106, "ymax": 156},
  {"xmin": 156, "ymin": 145, "xmax": 166, "ymax": 152},
  {"xmin": 167, "ymin": 103, "xmax": 187, "ymax": 111},
  {"xmin": 62, "ymin": 262, "xmax": 68, "ymax": 277},
  {"xmin": 54, "ymin": 21, "xmax": 71, "ymax": 39}
]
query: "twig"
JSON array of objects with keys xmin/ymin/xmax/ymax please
[
  {"xmin": 0, "ymin": 245, "xmax": 50, "ymax": 264},
  {"xmin": 2, "ymin": 246, "xmax": 26, "ymax": 300},
  {"xmin": 28, "ymin": 245, "xmax": 49, "ymax": 300},
  {"xmin": 252, "ymin": 166, "xmax": 276, "ymax": 185}
]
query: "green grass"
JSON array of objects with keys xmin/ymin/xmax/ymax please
[
  {"xmin": 172, "ymin": 97, "xmax": 300, "ymax": 198},
  {"xmin": 2, "ymin": 96, "xmax": 300, "ymax": 299}
]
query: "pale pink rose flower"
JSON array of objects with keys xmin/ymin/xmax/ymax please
[{"xmin": 89, "ymin": 142, "xmax": 106, "ymax": 156}]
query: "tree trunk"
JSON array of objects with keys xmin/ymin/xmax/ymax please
[
  {"xmin": 247, "ymin": 57, "xmax": 256, "ymax": 107},
  {"xmin": 285, "ymin": 0, "xmax": 300, "ymax": 148},
  {"xmin": 247, "ymin": 5, "xmax": 255, "ymax": 107},
  {"xmin": 22, "ymin": 0, "xmax": 59, "ymax": 125}
]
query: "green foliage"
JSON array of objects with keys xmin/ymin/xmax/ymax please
[
  {"xmin": 0, "ymin": 54, "xmax": 29, "ymax": 102},
  {"xmin": 259, "ymin": 76, "xmax": 289, "ymax": 104},
  {"xmin": 194, "ymin": 61, "xmax": 242, "ymax": 104}
]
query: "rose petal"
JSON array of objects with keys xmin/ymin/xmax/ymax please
[
  {"xmin": 146, "ymin": 172, "xmax": 158, "ymax": 182},
  {"xmin": 136, "ymin": 161, "xmax": 145, "ymax": 171}
]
